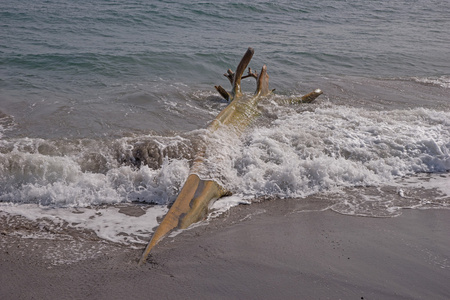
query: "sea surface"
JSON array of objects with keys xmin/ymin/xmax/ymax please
[{"xmin": 1, "ymin": 0, "xmax": 449, "ymax": 248}]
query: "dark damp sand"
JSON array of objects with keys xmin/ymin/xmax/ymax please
[{"xmin": 1, "ymin": 200, "xmax": 449, "ymax": 300}]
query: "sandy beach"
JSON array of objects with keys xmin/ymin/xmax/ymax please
[
  {"xmin": 2, "ymin": 1, "xmax": 449, "ymax": 300},
  {"xmin": 1, "ymin": 199, "xmax": 449, "ymax": 300}
]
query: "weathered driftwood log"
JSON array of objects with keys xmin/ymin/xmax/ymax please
[{"xmin": 139, "ymin": 48, "xmax": 322, "ymax": 264}]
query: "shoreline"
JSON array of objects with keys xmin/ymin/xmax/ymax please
[{"xmin": 1, "ymin": 201, "xmax": 449, "ymax": 299}]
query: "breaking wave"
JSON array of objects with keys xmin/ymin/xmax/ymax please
[
  {"xmin": 1, "ymin": 101, "xmax": 448, "ymax": 209},
  {"xmin": 227, "ymin": 103, "xmax": 450, "ymax": 198}
]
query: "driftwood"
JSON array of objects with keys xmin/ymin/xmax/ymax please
[{"xmin": 139, "ymin": 48, "xmax": 322, "ymax": 264}]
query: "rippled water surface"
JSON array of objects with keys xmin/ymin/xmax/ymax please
[{"xmin": 1, "ymin": 0, "xmax": 449, "ymax": 244}]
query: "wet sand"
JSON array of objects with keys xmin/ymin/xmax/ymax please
[{"xmin": 1, "ymin": 200, "xmax": 449, "ymax": 300}]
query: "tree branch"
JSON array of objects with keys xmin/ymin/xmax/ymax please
[
  {"xmin": 223, "ymin": 69, "xmax": 235, "ymax": 85},
  {"xmin": 287, "ymin": 89, "xmax": 323, "ymax": 104},
  {"xmin": 242, "ymin": 67, "xmax": 258, "ymax": 80},
  {"xmin": 232, "ymin": 47, "xmax": 255, "ymax": 98},
  {"xmin": 214, "ymin": 85, "xmax": 231, "ymax": 101},
  {"xmin": 255, "ymin": 65, "xmax": 270, "ymax": 97}
]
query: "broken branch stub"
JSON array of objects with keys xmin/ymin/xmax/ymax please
[
  {"xmin": 214, "ymin": 85, "xmax": 231, "ymax": 101},
  {"xmin": 255, "ymin": 65, "xmax": 270, "ymax": 97},
  {"xmin": 301, "ymin": 89, "xmax": 323, "ymax": 103},
  {"xmin": 290, "ymin": 89, "xmax": 323, "ymax": 104},
  {"xmin": 224, "ymin": 69, "xmax": 235, "ymax": 85}
]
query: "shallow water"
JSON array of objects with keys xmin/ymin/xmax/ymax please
[{"xmin": 1, "ymin": 0, "xmax": 449, "ymax": 245}]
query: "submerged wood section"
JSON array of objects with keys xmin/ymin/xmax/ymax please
[{"xmin": 139, "ymin": 48, "xmax": 323, "ymax": 264}]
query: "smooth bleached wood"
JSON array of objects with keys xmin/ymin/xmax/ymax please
[{"xmin": 139, "ymin": 48, "xmax": 323, "ymax": 264}]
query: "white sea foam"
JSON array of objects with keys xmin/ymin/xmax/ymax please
[
  {"xmin": 0, "ymin": 112, "xmax": 15, "ymax": 138},
  {"xmin": 1, "ymin": 106, "xmax": 449, "ymax": 206},
  {"xmin": 0, "ymin": 137, "xmax": 190, "ymax": 206},
  {"xmin": 412, "ymin": 76, "xmax": 450, "ymax": 89},
  {"xmin": 398, "ymin": 173, "xmax": 450, "ymax": 201},
  {"xmin": 0, "ymin": 203, "xmax": 168, "ymax": 246},
  {"xmin": 0, "ymin": 102, "xmax": 449, "ymax": 243},
  {"xmin": 208, "ymin": 195, "xmax": 251, "ymax": 220},
  {"xmin": 224, "ymin": 105, "xmax": 450, "ymax": 198}
]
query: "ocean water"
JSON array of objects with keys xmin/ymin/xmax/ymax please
[{"xmin": 1, "ymin": 0, "xmax": 449, "ymax": 247}]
